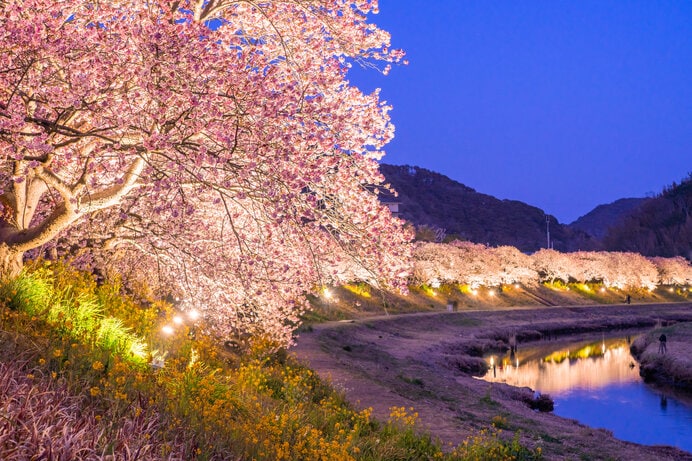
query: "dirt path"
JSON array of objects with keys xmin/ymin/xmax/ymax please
[{"xmin": 291, "ymin": 303, "xmax": 692, "ymax": 461}]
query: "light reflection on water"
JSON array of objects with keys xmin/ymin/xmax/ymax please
[
  {"xmin": 483, "ymin": 337, "xmax": 640, "ymax": 394},
  {"xmin": 480, "ymin": 335, "xmax": 692, "ymax": 453}
]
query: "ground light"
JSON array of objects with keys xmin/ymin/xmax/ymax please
[{"xmin": 156, "ymin": 307, "xmax": 202, "ymax": 369}]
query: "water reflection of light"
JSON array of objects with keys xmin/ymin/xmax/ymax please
[{"xmin": 481, "ymin": 339, "xmax": 640, "ymax": 395}]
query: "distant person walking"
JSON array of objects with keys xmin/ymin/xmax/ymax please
[
  {"xmin": 626, "ymin": 295, "xmax": 631, "ymax": 304},
  {"xmin": 658, "ymin": 334, "xmax": 667, "ymax": 354}
]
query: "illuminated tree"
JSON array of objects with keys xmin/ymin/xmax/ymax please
[
  {"xmin": 490, "ymin": 245, "xmax": 537, "ymax": 286},
  {"xmin": 412, "ymin": 241, "xmax": 536, "ymax": 288},
  {"xmin": 413, "ymin": 243, "xmax": 689, "ymax": 294},
  {"xmin": 568, "ymin": 251, "xmax": 658, "ymax": 290},
  {"xmin": 650, "ymin": 256, "xmax": 692, "ymax": 285},
  {"xmin": 531, "ymin": 249, "xmax": 573, "ymax": 284},
  {"xmin": 0, "ymin": 0, "xmax": 411, "ymax": 342}
]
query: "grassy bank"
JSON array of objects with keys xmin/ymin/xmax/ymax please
[
  {"xmin": 304, "ymin": 281, "xmax": 690, "ymax": 323},
  {"xmin": 293, "ymin": 303, "xmax": 692, "ymax": 461},
  {"xmin": 0, "ymin": 263, "xmax": 541, "ymax": 460},
  {"xmin": 630, "ymin": 322, "xmax": 692, "ymax": 391}
]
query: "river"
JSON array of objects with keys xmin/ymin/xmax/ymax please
[{"xmin": 481, "ymin": 333, "xmax": 692, "ymax": 453}]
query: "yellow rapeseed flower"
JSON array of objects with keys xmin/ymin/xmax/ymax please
[
  {"xmin": 53, "ymin": 349, "xmax": 62, "ymax": 358},
  {"xmin": 89, "ymin": 386, "xmax": 101, "ymax": 397},
  {"xmin": 92, "ymin": 361, "xmax": 104, "ymax": 371}
]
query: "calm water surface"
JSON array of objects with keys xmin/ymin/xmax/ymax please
[{"xmin": 481, "ymin": 334, "xmax": 692, "ymax": 453}]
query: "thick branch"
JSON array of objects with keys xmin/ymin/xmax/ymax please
[{"xmin": 6, "ymin": 156, "xmax": 146, "ymax": 253}]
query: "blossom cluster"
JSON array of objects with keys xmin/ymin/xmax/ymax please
[
  {"xmin": 413, "ymin": 242, "xmax": 692, "ymax": 290},
  {"xmin": 0, "ymin": 0, "xmax": 412, "ymax": 345}
]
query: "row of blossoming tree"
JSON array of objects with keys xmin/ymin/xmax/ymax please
[
  {"xmin": 413, "ymin": 241, "xmax": 692, "ymax": 290},
  {"xmin": 0, "ymin": 0, "xmax": 411, "ymax": 345}
]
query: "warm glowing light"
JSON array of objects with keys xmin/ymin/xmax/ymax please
[
  {"xmin": 173, "ymin": 316, "xmax": 183, "ymax": 325},
  {"xmin": 162, "ymin": 325, "xmax": 174, "ymax": 335},
  {"xmin": 600, "ymin": 287, "xmax": 606, "ymax": 293},
  {"xmin": 188, "ymin": 348, "xmax": 199, "ymax": 369},
  {"xmin": 490, "ymin": 356, "xmax": 495, "ymax": 366},
  {"xmin": 323, "ymin": 288, "xmax": 332, "ymax": 299},
  {"xmin": 514, "ymin": 284, "xmax": 520, "ymax": 289},
  {"xmin": 188, "ymin": 309, "xmax": 200, "ymax": 321},
  {"xmin": 471, "ymin": 289, "xmax": 478, "ymax": 296},
  {"xmin": 489, "ymin": 290, "xmax": 495, "ymax": 297},
  {"xmin": 129, "ymin": 340, "xmax": 147, "ymax": 358},
  {"xmin": 668, "ymin": 287, "xmax": 674, "ymax": 293}
]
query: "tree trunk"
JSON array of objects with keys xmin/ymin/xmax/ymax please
[{"xmin": 0, "ymin": 243, "xmax": 23, "ymax": 280}]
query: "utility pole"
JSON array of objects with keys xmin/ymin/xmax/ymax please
[{"xmin": 545, "ymin": 215, "xmax": 551, "ymax": 249}]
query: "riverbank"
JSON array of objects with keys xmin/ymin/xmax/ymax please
[
  {"xmin": 302, "ymin": 281, "xmax": 691, "ymax": 324},
  {"xmin": 292, "ymin": 303, "xmax": 692, "ymax": 460},
  {"xmin": 631, "ymin": 322, "xmax": 692, "ymax": 391}
]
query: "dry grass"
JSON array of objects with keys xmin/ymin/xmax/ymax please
[
  {"xmin": 631, "ymin": 322, "xmax": 692, "ymax": 390},
  {"xmin": 0, "ymin": 360, "xmax": 186, "ymax": 460},
  {"xmin": 304, "ymin": 282, "xmax": 690, "ymax": 324}
]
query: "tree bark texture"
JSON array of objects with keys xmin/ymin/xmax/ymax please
[{"xmin": 0, "ymin": 243, "xmax": 23, "ymax": 280}]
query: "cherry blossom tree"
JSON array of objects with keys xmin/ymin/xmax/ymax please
[
  {"xmin": 530, "ymin": 249, "xmax": 573, "ymax": 284},
  {"xmin": 0, "ymin": 0, "xmax": 411, "ymax": 342},
  {"xmin": 490, "ymin": 245, "xmax": 537, "ymax": 286},
  {"xmin": 412, "ymin": 241, "xmax": 536, "ymax": 288},
  {"xmin": 650, "ymin": 256, "xmax": 692, "ymax": 285},
  {"xmin": 413, "ymin": 243, "xmax": 689, "ymax": 295}
]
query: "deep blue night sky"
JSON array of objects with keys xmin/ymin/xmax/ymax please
[{"xmin": 350, "ymin": 1, "xmax": 692, "ymax": 224}]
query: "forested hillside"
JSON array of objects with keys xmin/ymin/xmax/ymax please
[
  {"xmin": 569, "ymin": 197, "xmax": 649, "ymax": 239},
  {"xmin": 380, "ymin": 164, "xmax": 596, "ymax": 252},
  {"xmin": 602, "ymin": 175, "xmax": 692, "ymax": 259}
]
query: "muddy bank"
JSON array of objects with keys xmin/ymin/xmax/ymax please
[
  {"xmin": 630, "ymin": 322, "xmax": 692, "ymax": 391},
  {"xmin": 292, "ymin": 303, "xmax": 692, "ymax": 461}
]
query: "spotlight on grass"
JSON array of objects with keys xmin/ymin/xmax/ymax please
[{"xmin": 162, "ymin": 325, "xmax": 174, "ymax": 335}]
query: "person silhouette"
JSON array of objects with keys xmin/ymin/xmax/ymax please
[{"xmin": 658, "ymin": 334, "xmax": 667, "ymax": 354}]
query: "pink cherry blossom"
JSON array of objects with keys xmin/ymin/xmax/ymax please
[{"xmin": 0, "ymin": 0, "xmax": 410, "ymax": 344}]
